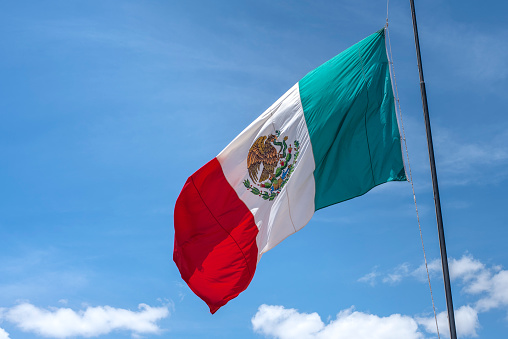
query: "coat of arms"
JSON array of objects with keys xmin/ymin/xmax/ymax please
[{"xmin": 243, "ymin": 130, "xmax": 299, "ymax": 201}]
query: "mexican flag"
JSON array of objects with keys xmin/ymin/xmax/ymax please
[{"xmin": 173, "ymin": 28, "xmax": 407, "ymax": 314}]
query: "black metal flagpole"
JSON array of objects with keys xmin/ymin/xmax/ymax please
[{"xmin": 408, "ymin": 1, "xmax": 457, "ymax": 338}]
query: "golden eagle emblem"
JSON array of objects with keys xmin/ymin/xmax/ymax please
[
  {"xmin": 247, "ymin": 134, "xmax": 280, "ymax": 184},
  {"xmin": 244, "ymin": 131, "xmax": 300, "ymax": 201}
]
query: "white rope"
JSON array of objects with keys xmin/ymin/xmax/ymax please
[{"xmin": 385, "ymin": 19, "xmax": 441, "ymax": 339}]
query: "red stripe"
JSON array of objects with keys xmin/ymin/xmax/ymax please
[{"xmin": 173, "ymin": 158, "xmax": 259, "ymax": 313}]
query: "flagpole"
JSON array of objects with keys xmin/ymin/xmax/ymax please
[{"xmin": 408, "ymin": 1, "xmax": 457, "ymax": 338}]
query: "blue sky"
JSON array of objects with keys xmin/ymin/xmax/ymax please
[{"xmin": 1, "ymin": 1, "xmax": 508, "ymax": 338}]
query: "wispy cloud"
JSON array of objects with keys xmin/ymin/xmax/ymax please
[
  {"xmin": 402, "ymin": 113, "xmax": 508, "ymax": 187},
  {"xmin": 26, "ymin": 15, "xmax": 299, "ymax": 83},
  {"xmin": 357, "ymin": 269, "xmax": 378, "ymax": 286},
  {"xmin": 360, "ymin": 262, "xmax": 427, "ymax": 286},
  {"xmin": 358, "ymin": 254, "xmax": 503, "ymax": 291},
  {"xmin": 414, "ymin": 10, "xmax": 508, "ymax": 90},
  {"xmin": 434, "ymin": 127, "xmax": 508, "ymax": 185},
  {"xmin": 0, "ymin": 249, "xmax": 90, "ymax": 301},
  {"xmin": 411, "ymin": 259, "xmax": 442, "ymax": 282},
  {"xmin": 382, "ymin": 263, "xmax": 411, "ymax": 284},
  {"xmin": 0, "ymin": 302, "xmax": 169, "ymax": 338}
]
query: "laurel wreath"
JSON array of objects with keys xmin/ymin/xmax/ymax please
[{"xmin": 243, "ymin": 140, "xmax": 300, "ymax": 201}]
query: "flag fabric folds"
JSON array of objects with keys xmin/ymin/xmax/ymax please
[{"xmin": 173, "ymin": 28, "xmax": 407, "ymax": 313}]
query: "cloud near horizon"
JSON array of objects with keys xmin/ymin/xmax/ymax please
[
  {"xmin": 0, "ymin": 328, "xmax": 10, "ymax": 339},
  {"xmin": 416, "ymin": 305, "xmax": 479, "ymax": 338},
  {"xmin": 252, "ymin": 305, "xmax": 424, "ymax": 339},
  {"xmin": 251, "ymin": 304, "xmax": 480, "ymax": 339},
  {"xmin": 0, "ymin": 302, "xmax": 169, "ymax": 338}
]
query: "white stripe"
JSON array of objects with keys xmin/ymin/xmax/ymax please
[{"xmin": 217, "ymin": 84, "xmax": 316, "ymax": 260}]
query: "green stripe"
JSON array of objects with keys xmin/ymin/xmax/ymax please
[{"xmin": 298, "ymin": 29, "xmax": 406, "ymax": 210}]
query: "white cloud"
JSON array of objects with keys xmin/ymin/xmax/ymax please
[
  {"xmin": 252, "ymin": 305, "xmax": 424, "ymax": 339},
  {"xmin": 417, "ymin": 305, "xmax": 479, "ymax": 338},
  {"xmin": 476, "ymin": 270, "xmax": 508, "ymax": 312},
  {"xmin": 252, "ymin": 304, "xmax": 324, "ymax": 339},
  {"xmin": 252, "ymin": 304, "xmax": 483, "ymax": 339},
  {"xmin": 0, "ymin": 328, "xmax": 10, "ymax": 339},
  {"xmin": 410, "ymin": 254, "xmax": 508, "ymax": 312},
  {"xmin": 448, "ymin": 256, "xmax": 485, "ymax": 281},
  {"xmin": 0, "ymin": 303, "xmax": 169, "ymax": 338},
  {"xmin": 361, "ymin": 254, "xmax": 507, "ymax": 300},
  {"xmin": 357, "ymin": 254, "xmax": 508, "ymax": 336},
  {"xmin": 442, "ymin": 255, "xmax": 508, "ymax": 313}
]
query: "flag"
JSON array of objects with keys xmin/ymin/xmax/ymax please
[{"xmin": 173, "ymin": 28, "xmax": 406, "ymax": 314}]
